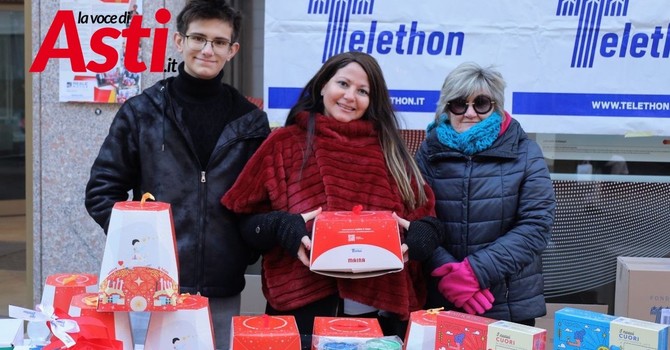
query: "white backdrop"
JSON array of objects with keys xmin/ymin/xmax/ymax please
[{"xmin": 264, "ymin": 0, "xmax": 670, "ymax": 136}]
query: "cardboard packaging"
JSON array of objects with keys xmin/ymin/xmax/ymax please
[
  {"xmin": 312, "ymin": 317, "xmax": 384, "ymax": 350},
  {"xmin": 68, "ymin": 293, "xmax": 134, "ymax": 350},
  {"xmin": 554, "ymin": 307, "xmax": 618, "ymax": 350},
  {"xmin": 609, "ymin": 316, "xmax": 669, "ymax": 350},
  {"xmin": 231, "ymin": 315, "xmax": 300, "ymax": 350},
  {"xmin": 435, "ymin": 311, "xmax": 496, "ymax": 349},
  {"xmin": 310, "ymin": 209, "xmax": 403, "ymax": 278},
  {"xmin": 403, "ymin": 309, "xmax": 439, "ymax": 350},
  {"xmin": 535, "ymin": 303, "xmax": 608, "ymax": 347},
  {"xmin": 98, "ymin": 198, "xmax": 180, "ymax": 312},
  {"xmin": 486, "ymin": 320, "xmax": 547, "ymax": 350},
  {"xmin": 144, "ymin": 294, "xmax": 215, "ymax": 350},
  {"xmin": 615, "ymin": 256, "xmax": 670, "ymax": 323},
  {"xmin": 0, "ymin": 319, "xmax": 23, "ymax": 349},
  {"xmin": 40, "ymin": 273, "xmax": 98, "ymax": 314}
]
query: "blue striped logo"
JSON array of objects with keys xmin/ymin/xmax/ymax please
[
  {"xmin": 557, "ymin": 0, "xmax": 629, "ymax": 68},
  {"xmin": 308, "ymin": 0, "xmax": 375, "ymax": 62}
]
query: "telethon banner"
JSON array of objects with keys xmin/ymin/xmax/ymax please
[{"xmin": 264, "ymin": 0, "xmax": 670, "ymax": 136}]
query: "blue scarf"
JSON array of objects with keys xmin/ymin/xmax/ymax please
[{"xmin": 427, "ymin": 112, "xmax": 502, "ymax": 155}]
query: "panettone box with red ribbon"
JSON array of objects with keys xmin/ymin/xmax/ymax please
[
  {"xmin": 98, "ymin": 193, "xmax": 180, "ymax": 312},
  {"xmin": 311, "ymin": 317, "xmax": 384, "ymax": 350},
  {"xmin": 309, "ymin": 205, "xmax": 403, "ymax": 278},
  {"xmin": 231, "ymin": 315, "xmax": 300, "ymax": 350},
  {"xmin": 68, "ymin": 292, "xmax": 134, "ymax": 350},
  {"xmin": 144, "ymin": 294, "xmax": 215, "ymax": 350}
]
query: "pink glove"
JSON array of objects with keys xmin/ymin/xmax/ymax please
[
  {"xmin": 462, "ymin": 289, "xmax": 495, "ymax": 315},
  {"xmin": 431, "ymin": 258, "xmax": 480, "ymax": 308}
]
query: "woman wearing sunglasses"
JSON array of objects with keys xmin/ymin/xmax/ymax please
[{"xmin": 410, "ymin": 62, "xmax": 556, "ymax": 326}]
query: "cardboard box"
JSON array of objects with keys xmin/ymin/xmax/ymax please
[
  {"xmin": 309, "ymin": 210, "xmax": 403, "ymax": 278},
  {"xmin": 435, "ymin": 310, "xmax": 496, "ymax": 349},
  {"xmin": 40, "ymin": 273, "xmax": 98, "ymax": 314},
  {"xmin": 98, "ymin": 199, "xmax": 180, "ymax": 312},
  {"xmin": 68, "ymin": 292, "xmax": 134, "ymax": 350},
  {"xmin": 554, "ymin": 307, "xmax": 618, "ymax": 350},
  {"xmin": 144, "ymin": 294, "xmax": 215, "ymax": 350},
  {"xmin": 312, "ymin": 317, "xmax": 384, "ymax": 350},
  {"xmin": 0, "ymin": 319, "xmax": 23, "ymax": 348},
  {"xmin": 535, "ymin": 303, "xmax": 609, "ymax": 346},
  {"xmin": 403, "ymin": 309, "xmax": 439, "ymax": 350},
  {"xmin": 615, "ymin": 256, "xmax": 670, "ymax": 323},
  {"xmin": 609, "ymin": 316, "xmax": 669, "ymax": 350},
  {"xmin": 487, "ymin": 320, "xmax": 546, "ymax": 350},
  {"xmin": 231, "ymin": 315, "xmax": 300, "ymax": 350}
]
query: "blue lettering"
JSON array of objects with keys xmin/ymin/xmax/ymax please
[
  {"xmin": 347, "ymin": 20, "xmax": 464, "ymax": 56},
  {"xmin": 598, "ymin": 22, "xmax": 670, "ymax": 59}
]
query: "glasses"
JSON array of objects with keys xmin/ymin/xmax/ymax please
[
  {"xmin": 446, "ymin": 95, "xmax": 495, "ymax": 115},
  {"xmin": 181, "ymin": 33, "xmax": 232, "ymax": 52}
]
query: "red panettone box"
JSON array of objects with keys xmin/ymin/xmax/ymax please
[
  {"xmin": 98, "ymin": 195, "xmax": 180, "ymax": 312},
  {"xmin": 312, "ymin": 317, "xmax": 384, "ymax": 350},
  {"xmin": 144, "ymin": 294, "xmax": 215, "ymax": 350},
  {"xmin": 68, "ymin": 293, "xmax": 134, "ymax": 350},
  {"xmin": 436, "ymin": 311, "xmax": 497, "ymax": 350},
  {"xmin": 310, "ymin": 208, "xmax": 403, "ymax": 278},
  {"xmin": 403, "ymin": 309, "xmax": 440, "ymax": 350},
  {"xmin": 231, "ymin": 315, "xmax": 300, "ymax": 350},
  {"xmin": 40, "ymin": 273, "xmax": 98, "ymax": 314}
]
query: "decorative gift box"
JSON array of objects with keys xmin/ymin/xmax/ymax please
[
  {"xmin": 609, "ymin": 316, "xmax": 669, "ymax": 350},
  {"xmin": 144, "ymin": 294, "xmax": 215, "ymax": 350},
  {"xmin": 98, "ymin": 194, "xmax": 180, "ymax": 312},
  {"xmin": 312, "ymin": 317, "xmax": 384, "ymax": 350},
  {"xmin": 41, "ymin": 273, "xmax": 98, "ymax": 314},
  {"xmin": 310, "ymin": 206, "xmax": 403, "ymax": 278},
  {"xmin": 435, "ymin": 310, "xmax": 496, "ymax": 350},
  {"xmin": 554, "ymin": 307, "xmax": 617, "ymax": 350},
  {"xmin": 403, "ymin": 309, "xmax": 440, "ymax": 350},
  {"xmin": 68, "ymin": 293, "xmax": 134, "ymax": 350},
  {"xmin": 231, "ymin": 315, "xmax": 301, "ymax": 350},
  {"xmin": 486, "ymin": 320, "xmax": 547, "ymax": 350}
]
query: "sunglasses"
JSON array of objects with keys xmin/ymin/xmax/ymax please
[{"xmin": 446, "ymin": 95, "xmax": 495, "ymax": 115}]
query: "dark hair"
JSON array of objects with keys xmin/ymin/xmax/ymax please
[
  {"xmin": 285, "ymin": 51, "xmax": 427, "ymax": 208},
  {"xmin": 176, "ymin": 0, "xmax": 242, "ymax": 42}
]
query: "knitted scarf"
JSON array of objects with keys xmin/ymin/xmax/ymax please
[{"xmin": 428, "ymin": 111, "xmax": 502, "ymax": 155}]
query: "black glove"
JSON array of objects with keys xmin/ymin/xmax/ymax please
[
  {"xmin": 404, "ymin": 216, "xmax": 445, "ymax": 261},
  {"xmin": 240, "ymin": 211, "xmax": 309, "ymax": 257}
]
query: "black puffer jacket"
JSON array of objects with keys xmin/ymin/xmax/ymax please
[
  {"xmin": 85, "ymin": 78, "xmax": 270, "ymax": 297},
  {"xmin": 416, "ymin": 118, "xmax": 555, "ymax": 322}
]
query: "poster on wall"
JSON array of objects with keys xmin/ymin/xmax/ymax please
[
  {"xmin": 57, "ymin": 0, "xmax": 143, "ymax": 103},
  {"xmin": 264, "ymin": 0, "xmax": 670, "ymax": 136}
]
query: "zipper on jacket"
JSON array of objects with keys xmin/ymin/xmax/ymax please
[{"xmin": 200, "ymin": 171, "xmax": 206, "ymax": 183}]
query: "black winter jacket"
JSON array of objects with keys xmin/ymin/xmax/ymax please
[
  {"xmin": 416, "ymin": 118, "xmax": 555, "ymax": 321},
  {"xmin": 85, "ymin": 78, "xmax": 270, "ymax": 297}
]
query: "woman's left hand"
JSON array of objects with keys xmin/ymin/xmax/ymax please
[{"xmin": 296, "ymin": 207, "xmax": 322, "ymax": 266}]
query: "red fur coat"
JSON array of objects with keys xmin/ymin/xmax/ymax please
[{"xmin": 222, "ymin": 112, "xmax": 435, "ymax": 319}]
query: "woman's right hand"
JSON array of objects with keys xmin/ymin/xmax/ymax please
[{"xmin": 296, "ymin": 207, "xmax": 322, "ymax": 266}]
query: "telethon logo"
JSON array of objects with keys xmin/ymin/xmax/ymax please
[{"xmin": 29, "ymin": 8, "xmax": 171, "ymax": 73}]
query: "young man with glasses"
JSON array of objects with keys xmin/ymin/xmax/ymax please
[{"xmin": 85, "ymin": 1, "xmax": 270, "ymax": 348}]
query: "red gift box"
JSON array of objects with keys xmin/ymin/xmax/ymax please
[
  {"xmin": 43, "ymin": 315, "xmax": 123, "ymax": 350},
  {"xmin": 231, "ymin": 315, "xmax": 301, "ymax": 350},
  {"xmin": 68, "ymin": 293, "xmax": 134, "ymax": 350},
  {"xmin": 435, "ymin": 311, "xmax": 496, "ymax": 350},
  {"xmin": 40, "ymin": 273, "xmax": 98, "ymax": 315},
  {"xmin": 312, "ymin": 317, "xmax": 384, "ymax": 350},
  {"xmin": 310, "ymin": 209, "xmax": 403, "ymax": 278}
]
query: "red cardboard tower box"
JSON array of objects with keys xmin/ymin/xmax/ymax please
[
  {"xmin": 310, "ymin": 209, "xmax": 403, "ymax": 278},
  {"xmin": 231, "ymin": 315, "xmax": 300, "ymax": 350},
  {"xmin": 40, "ymin": 273, "xmax": 98, "ymax": 314},
  {"xmin": 68, "ymin": 292, "xmax": 134, "ymax": 350}
]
